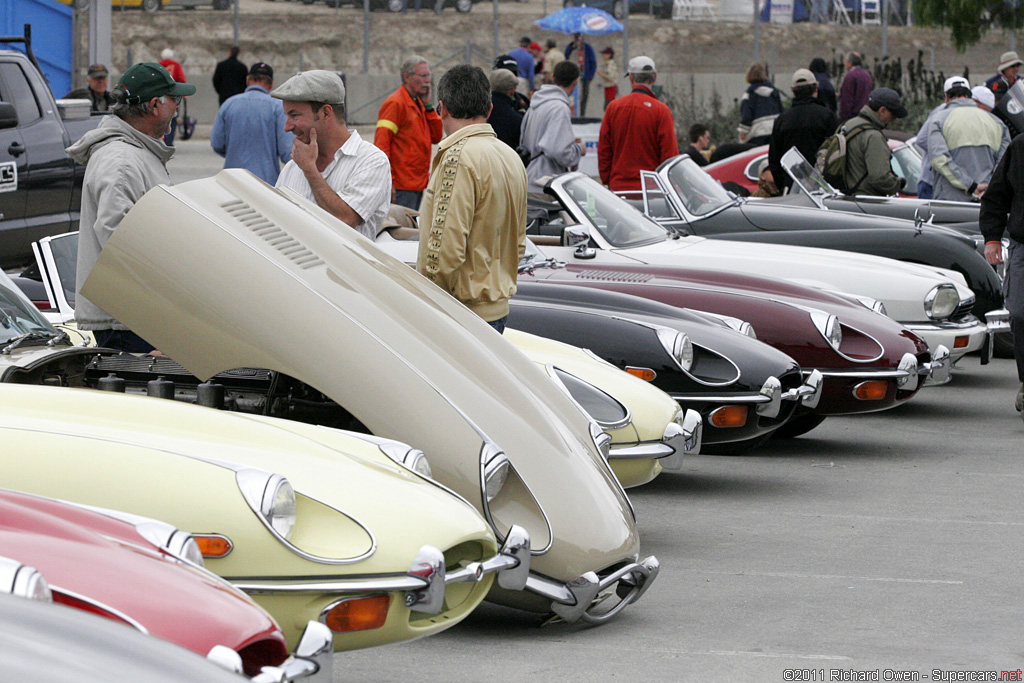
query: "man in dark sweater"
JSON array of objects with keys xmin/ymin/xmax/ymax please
[
  {"xmin": 212, "ymin": 46, "xmax": 248, "ymax": 106},
  {"xmin": 487, "ymin": 68, "xmax": 523, "ymax": 151},
  {"xmin": 685, "ymin": 123, "xmax": 710, "ymax": 167},
  {"xmin": 767, "ymin": 68, "xmax": 838, "ymax": 193},
  {"xmin": 980, "ymin": 133, "xmax": 1024, "ymax": 419}
]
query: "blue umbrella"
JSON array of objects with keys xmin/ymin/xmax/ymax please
[{"xmin": 534, "ymin": 6, "xmax": 624, "ymax": 35}]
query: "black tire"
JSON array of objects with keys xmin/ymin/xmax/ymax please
[
  {"xmin": 995, "ymin": 331, "xmax": 1015, "ymax": 359},
  {"xmin": 770, "ymin": 414, "xmax": 828, "ymax": 440},
  {"xmin": 700, "ymin": 432, "xmax": 773, "ymax": 455},
  {"xmin": 141, "ymin": 0, "xmax": 162, "ymax": 11},
  {"xmin": 455, "ymin": 0, "xmax": 471, "ymax": 12},
  {"xmin": 612, "ymin": 0, "xmax": 625, "ymax": 18}
]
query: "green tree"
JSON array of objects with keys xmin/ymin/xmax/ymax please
[{"xmin": 915, "ymin": 0, "xmax": 1024, "ymax": 51}]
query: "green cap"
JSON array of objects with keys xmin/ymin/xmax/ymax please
[{"xmin": 115, "ymin": 62, "xmax": 195, "ymax": 104}]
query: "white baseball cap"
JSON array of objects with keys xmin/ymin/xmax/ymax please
[
  {"xmin": 626, "ymin": 56, "xmax": 656, "ymax": 75},
  {"xmin": 943, "ymin": 76, "xmax": 970, "ymax": 94},
  {"xmin": 972, "ymin": 85, "xmax": 996, "ymax": 109}
]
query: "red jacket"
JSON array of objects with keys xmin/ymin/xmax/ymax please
[
  {"xmin": 598, "ymin": 85, "xmax": 678, "ymax": 191},
  {"xmin": 159, "ymin": 59, "xmax": 186, "ymax": 84},
  {"xmin": 374, "ymin": 86, "xmax": 442, "ymax": 193}
]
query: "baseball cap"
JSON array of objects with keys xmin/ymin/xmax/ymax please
[
  {"xmin": 87, "ymin": 64, "xmax": 108, "ymax": 78},
  {"xmin": 494, "ymin": 54, "xmax": 518, "ymax": 75},
  {"xmin": 867, "ymin": 87, "xmax": 907, "ymax": 118},
  {"xmin": 115, "ymin": 62, "xmax": 195, "ymax": 104},
  {"xmin": 271, "ymin": 69, "xmax": 345, "ymax": 105},
  {"xmin": 626, "ymin": 56, "xmax": 656, "ymax": 76},
  {"xmin": 999, "ymin": 50, "xmax": 1023, "ymax": 72},
  {"xmin": 943, "ymin": 75, "xmax": 970, "ymax": 94},
  {"xmin": 529, "ymin": 42, "xmax": 542, "ymax": 51},
  {"xmin": 972, "ymin": 85, "xmax": 996, "ymax": 109},
  {"xmin": 791, "ymin": 68, "xmax": 816, "ymax": 88},
  {"xmin": 249, "ymin": 62, "xmax": 274, "ymax": 79}
]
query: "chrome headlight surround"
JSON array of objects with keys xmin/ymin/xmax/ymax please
[
  {"xmin": 589, "ymin": 421, "xmax": 612, "ymax": 461},
  {"xmin": 655, "ymin": 328, "xmax": 694, "ymax": 372},
  {"xmin": 809, "ymin": 310, "xmax": 843, "ymax": 351},
  {"xmin": 379, "ymin": 442, "xmax": 433, "ymax": 479},
  {"xmin": 237, "ymin": 469, "xmax": 298, "ymax": 542},
  {"xmin": 850, "ymin": 294, "xmax": 887, "ymax": 317},
  {"xmin": 135, "ymin": 522, "xmax": 205, "ymax": 568},
  {"xmin": 0, "ymin": 557, "xmax": 52, "ymax": 602},
  {"xmin": 546, "ymin": 366, "xmax": 632, "ymax": 431},
  {"xmin": 480, "ymin": 441, "xmax": 510, "ymax": 505},
  {"xmin": 924, "ymin": 284, "xmax": 960, "ymax": 321}
]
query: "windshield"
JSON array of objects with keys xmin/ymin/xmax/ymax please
[
  {"xmin": 781, "ymin": 147, "xmax": 836, "ymax": 196},
  {"xmin": 560, "ymin": 176, "xmax": 669, "ymax": 248},
  {"xmin": 891, "ymin": 144, "xmax": 921, "ymax": 195},
  {"xmin": 663, "ymin": 157, "xmax": 734, "ymax": 216},
  {"xmin": 0, "ymin": 274, "xmax": 58, "ymax": 343}
]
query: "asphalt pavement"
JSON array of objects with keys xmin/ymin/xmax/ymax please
[{"xmin": 164, "ymin": 141, "xmax": 1024, "ymax": 681}]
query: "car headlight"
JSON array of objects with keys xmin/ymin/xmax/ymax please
[
  {"xmin": 924, "ymin": 284, "xmax": 960, "ymax": 320},
  {"xmin": 480, "ymin": 442, "xmax": 510, "ymax": 504},
  {"xmin": 0, "ymin": 557, "xmax": 52, "ymax": 602},
  {"xmin": 655, "ymin": 328, "xmax": 693, "ymax": 372},
  {"xmin": 378, "ymin": 442, "xmax": 433, "ymax": 478},
  {"xmin": 809, "ymin": 310, "xmax": 842, "ymax": 350},
  {"xmin": 132, "ymin": 521, "xmax": 205, "ymax": 568},
  {"xmin": 237, "ymin": 469, "xmax": 297, "ymax": 541},
  {"xmin": 851, "ymin": 294, "xmax": 887, "ymax": 317}
]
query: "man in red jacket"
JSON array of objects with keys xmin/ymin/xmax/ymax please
[
  {"xmin": 158, "ymin": 48, "xmax": 187, "ymax": 146},
  {"xmin": 374, "ymin": 56, "xmax": 443, "ymax": 210},
  {"xmin": 597, "ymin": 56, "xmax": 678, "ymax": 192}
]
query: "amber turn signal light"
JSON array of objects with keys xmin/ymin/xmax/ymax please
[
  {"xmin": 709, "ymin": 405, "xmax": 748, "ymax": 428},
  {"xmin": 194, "ymin": 534, "xmax": 233, "ymax": 558},
  {"xmin": 323, "ymin": 594, "xmax": 390, "ymax": 633},
  {"xmin": 625, "ymin": 366, "xmax": 656, "ymax": 382},
  {"xmin": 953, "ymin": 336, "xmax": 969, "ymax": 349},
  {"xmin": 853, "ymin": 380, "xmax": 888, "ymax": 401}
]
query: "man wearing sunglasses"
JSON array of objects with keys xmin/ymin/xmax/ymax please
[{"xmin": 66, "ymin": 62, "xmax": 195, "ymax": 354}]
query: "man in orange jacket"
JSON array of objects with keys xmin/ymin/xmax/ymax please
[{"xmin": 374, "ymin": 56, "xmax": 443, "ymax": 210}]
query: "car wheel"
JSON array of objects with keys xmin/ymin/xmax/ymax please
[
  {"xmin": 141, "ymin": 0, "xmax": 162, "ymax": 11},
  {"xmin": 700, "ymin": 432, "xmax": 773, "ymax": 455},
  {"xmin": 994, "ymin": 331, "xmax": 1015, "ymax": 359},
  {"xmin": 455, "ymin": 0, "xmax": 471, "ymax": 12},
  {"xmin": 612, "ymin": 0, "xmax": 625, "ymax": 18},
  {"xmin": 770, "ymin": 414, "xmax": 828, "ymax": 440}
]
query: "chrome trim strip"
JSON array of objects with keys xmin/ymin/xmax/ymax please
[
  {"xmin": 608, "ymin": 442, "xmax": 675, "ymax": 460},
  {"xmin": 800, "ymin": 368, "xmax": 911, "ymax": 379},
  {"xmin": 670, "ymin": 392, "xmax": 772, "ymax": 403},
  {"xmin": 50, "ymin": 585, "xmax": 150, "ymax": 634},
  {"xmin": 543, "ymin": 364, "xmax": 632, "ymax": 431},
  {"xmin": 905, "ymin": 318, "xmax": 987, "ymax": 331}
]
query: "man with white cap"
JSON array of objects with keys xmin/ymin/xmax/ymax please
[
  {"xmin": 272, "ymin": 70, "xmax": 391, "ymax": 240},
  {"xmin": 925, "ymin": 75, "xmax": 1009, "ymax": 202},
  {"xmin": 768, "ymin": 68, "xmax": 838, "ymax": 193},
  {"xmin": 985, "ymin": 50, "xmax": 1023, "ymax": 101},
  {"xmin": 597, "ymin": 56, "xmax": 678, "ymax": 192}
]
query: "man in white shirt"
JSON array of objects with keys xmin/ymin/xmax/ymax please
[{"xmin": 272, "ymin": 70, "xmax": 391, "ymax": 239}]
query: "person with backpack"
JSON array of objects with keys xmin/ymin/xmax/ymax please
[
  {"xmin": 831, "ymin": 87, "xmax": 907, "ymax": 196},
  {"xmin": 768, "ymin": 68, "xmax": 838, "ymax": 193}
]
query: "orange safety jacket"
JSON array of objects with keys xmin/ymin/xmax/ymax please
[{"xmin": 374, "ymin": 86, "xmax": 443, "ymax": 193}]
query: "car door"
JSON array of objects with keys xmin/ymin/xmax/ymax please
[{"xmin": 0, "ymin": 72, "xmax": 27, "ymax": 265}]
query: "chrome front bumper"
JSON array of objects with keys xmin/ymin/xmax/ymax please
[
  {"xmin": 608, "ymin": 409, "xmax": 703, "ymax": 461},
  {"xmin": 526, "ymin": 555, "xmax": 660, "ymax": 625},
  {"xmin": 985, "ymin": 308, "xmax": 1010, "ymax": 333},
  {"xmin": 211, "ymin": 621, "xmax": 334, "ymax": 683},
  {"xmin": 671, "ymin": 370, "xmax": 823, "ymax": 419},
  {"xmin": 797, "ymin": 348, "xmax": 951, "ymax": 391}
]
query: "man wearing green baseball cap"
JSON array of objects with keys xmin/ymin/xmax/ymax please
[{"xmin": 66, "ymin": 62, "xmax": 196, "ymax": 354}]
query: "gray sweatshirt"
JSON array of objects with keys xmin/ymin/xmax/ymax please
[
  {"xmin": 520, "ymin": 84, "xmax": 583, "ymax": 193},
  {"xmin": 66, "ymin": 115, "xmax": 174, "ymax": 329}
]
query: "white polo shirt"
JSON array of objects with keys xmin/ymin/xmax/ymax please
[{"xmin": 276, "ymin": 129, "xmax": 392, "ymax": 239}]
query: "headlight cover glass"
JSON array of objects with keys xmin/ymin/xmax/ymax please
[
  {"xmin": 480, "ymin": 442, "xmax": 510, "ymax": 504},
  {"xmin": 924, "ymin": 284, "xmax": 960, "ymax": 320},
  {"xmin": 237, "ymin": 469, "xmax": 298, "ymax": 542},
  {"xmin": 851, "ymin": 294, "xmax": 887, "ymax": 317},
  {"xmin": 809, "ymin": 310, "xmax": 843, "ymax": 351},
  {"xmin": 551, "ymin": 367, "xmax": 630, "ymax": 430},
  {"xmin": 0, "ymin": 557, "xmax": 52, "ymax": 602},
  {"xmin": 655, "ymin": 328, "xmax": 694, "ymax": 372},
  {"xmin": 379, "ymin": 442, "xmax": 433, "ymax": 479}
]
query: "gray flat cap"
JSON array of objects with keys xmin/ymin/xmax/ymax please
[{"xmin": 270, "ymin": 69, "xmax": 345, "ymax": 104}]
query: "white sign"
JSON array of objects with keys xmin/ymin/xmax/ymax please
[
  {"xmin": 769, "ymin": 0, "xmax": 793, "ymax": 23},
  {"xmin": 0, "ymin": 161, "xmax": 16, "ymax": 193}
]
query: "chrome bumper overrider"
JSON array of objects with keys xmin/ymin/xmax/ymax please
[
  {"xmin": 233, "ymin": 525, "xmax": 532, "ymax": 616},
  {"xmin": 525, "ymin": 556, "xmax": 660, "ymax": 625},
  {"xmin": 922, "ymin": 345, "xmax": 951, "ymax": 386},
  {"xmin": 214, "ymin": 620, "xmax": 334, "ymax": 683},
  {"xmin": 985, "ymin": 308, "xmax": 1011, "ymax": 333},
  {"xmin": 608, "ymin": 409, "xmax": 703, "ymax": 460},
  {"xmin": 671, "ymin": 371, "xmax": 823, "ymax": 419}
]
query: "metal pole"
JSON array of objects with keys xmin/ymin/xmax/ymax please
[
  {"xmin": 363, "ymin": 0, "xmax": 370, "ymax": 74},
  {"xmin": 88, "ymin": 0, "xmax": 112, "ymax": 70},
  {"xmin": 232, "ymin": 0, "xmax": 239, "ymax": 46},
  {"xmin": 493, "ymin": 0, "xmax": 499, "ymax": 59},
  {"xmin": 753, "ymin": 0, "xmax": 760, "ymax": 63},
  {"xmin": 881, "ymin": 0, "xmax": 888, "ymax": 57},
  {"xmin": 623, "ymin": 9, "xmax": 630, "ymax": 72}
]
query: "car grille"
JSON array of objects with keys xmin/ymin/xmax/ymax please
[{"xmin": 409, "ymin": 541, "xmax": 489, "ymax": 626}]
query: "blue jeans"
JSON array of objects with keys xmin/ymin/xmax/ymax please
[
  {"xmin": 94, "ymin": 329, "xmax": 156, "ymax": 354},
  {"xmin": 917, "ymin": 180, "xmax": 933, "ymax": 199},
  {"xmin": 394, "ymin": 190, "xmax": 422, "ymax": 210},
  {"xmin": 487, "ymin": 316, "xmax": 507, "ymax": 334}
]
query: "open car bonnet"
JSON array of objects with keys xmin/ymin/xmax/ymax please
[{"xmin": 81, "ymin": 170, "xmax": 643, "ymax": 605}]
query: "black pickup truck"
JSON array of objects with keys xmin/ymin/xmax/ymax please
[{"xmin": 0, "ymin": 27, "xmax": 100, "ymax": 268}]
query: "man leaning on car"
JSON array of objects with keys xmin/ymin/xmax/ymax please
[{"xmin": 67, "ymin": 62, "xmax": 195, "ymax": 354}]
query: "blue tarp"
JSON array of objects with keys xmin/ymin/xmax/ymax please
[{"xmin": 0, "ymin": 0, "xmax": 73, "ymax": 97}]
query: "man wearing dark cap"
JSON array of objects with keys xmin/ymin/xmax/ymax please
[
  {"xmin": 926, "ymin": 76, "xmax": 1009, "ymax": 202},
  {"xmin": 768, "ymin": 67, "xmax": 838, "ymax": 192},
  {"xmin": 986, "ymin": 50, "xmax": 1023, "ymax": 101},
  {"xmin": 65, "ymin": 62, "xmax": 195, "ymax": 354},
  {"xmin": 272, "ymin": 70, "xmax": 391, "ymax": 240},
  {"xmin": 210, "ymin": 62, "xmax": 291, "ymax": 185},
  {"xmin": 64, "ymin": 64, "xmax": 115, "ymax": 112},
  {"xmin": 212, "ymin": 46, "xmax": 248, "ymax": 106},
  {"xmin": 837, "ymin": 87, "xmax": 906, "ymax": 196}
]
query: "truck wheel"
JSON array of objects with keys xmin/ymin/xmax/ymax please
[
  {"xmin": 141, "ymin": 0, "xmax": 162, "ymax": 11},
  {"xmin": 455, "ymin": 0, "xmax": 472, "ymax": 11}
]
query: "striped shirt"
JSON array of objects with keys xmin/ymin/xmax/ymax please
[{"xmin": 276, "ymin": 129, "xmax": 391, "ymax": 239}]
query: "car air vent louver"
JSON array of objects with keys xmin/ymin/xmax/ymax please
[
  {"xmin": 573, "ymin": 269, "xmax": 654, "ymax": 283},
  {"xmin": 220, "ymin": 200, "xmax": 325, "ymax": 270}
]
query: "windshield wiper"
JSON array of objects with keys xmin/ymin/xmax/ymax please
[
  {"xmin": 46, "ymin": 329, "xmax": 70, "ymax": 347},
  {"xmin": 1, "ymin": 331, "xmax": 52, "ymax": 355}
]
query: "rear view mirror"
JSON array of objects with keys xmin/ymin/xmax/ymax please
[{"xmin": 562, "ymin": 225, "xmax": 589, "ymax": 248}]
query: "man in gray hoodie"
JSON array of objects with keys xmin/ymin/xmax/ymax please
[
  {"xmin": 66, "ymin": 62, "xmax": 195, "ymax": 353},
  {"xmin": 520, "ymin": 60, "xmax": 585, "ymax": 194}
]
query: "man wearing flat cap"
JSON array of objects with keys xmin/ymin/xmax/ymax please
[
  {"xmin": 210, "ymin": 62, "xmax": 292, "ymax": 184},
  {"xmin": 836, "ymin": 87, "xmax": 906, "ymax": 196},
  {"xmin": 768, "ymin": 68, "xmax": 838, "ymax": 193},
  {"xmin": 926, "ymin": 76, "xmax": 1009, "ymax": 202},
  {"xmin": 272, "ymin": 70, "xmax": 391, "ymax": 240},
  {"xmin": 66, "ymin": 62, "xmax": 195, "ymax": 354},
  {"xmin": 986, "ymin": 51, "xmax": 1023, "ymax": 101},
  {"xmin": 64, "ymin": 64, "xmax": 115, "ymax": 113}
]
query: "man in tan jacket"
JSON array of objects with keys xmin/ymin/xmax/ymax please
[{"xmin": 416, "ymin": 64, "xmax": 528, "ymax": 333}]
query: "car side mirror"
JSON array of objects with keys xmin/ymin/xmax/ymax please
[
  {"xmin": 562, "ymin": 225, "xmax": 589, "ymax": 248},
  {"xmin": 0, "ymin": 102, "xmax": 17, "ymax": 130}
]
